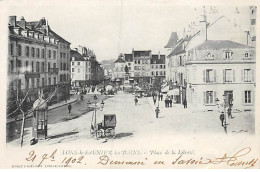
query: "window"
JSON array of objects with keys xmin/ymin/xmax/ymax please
[
  {"xmin": 25, "ymin": 79, "xmax": 29, "ymax": 89},
  {"xmin": 206, "ymin": 52, "xmax": 214, "ymax": 59},
  {"xmin": 18, "ymin": 44, "xmax": 22, "ymax": 56},
  {"xmin": 72, "ymin": 62, "xmax": 74, "ymax": 66},
  {"xmin": 206, "ymin": 69, "xmax": 214, "ymax": 83},
  {"xmin": 72, "ymin": 68, "xmax": 74, "ymax": 72},
  {"xmin": 53, "ymin": 63, "xmax": 56, "ymax": 69},
  {"xmin": 206, "ymin": 91, "xmax": 214, "ymax": 104},
  {"xmin": 151, "ymin": 71, "xmax": 154, "ymax": 76},
  {"xmin": 36, "ymin": 48, "xmax": 40, "ymax": 58},
  {"xmin": 64, "ymin": 53, "xmax": 66, "ymax": 59},
  {"xmin": 224, "ymin": 50, "xmax": 233, "ymax": 60},
  {"xmin": 245, "ymin": 91, "xmax": 251, "ymax": 103},
  {"xmin": 48, "ymin": 62, "xmax": 51, "ymax": 72},
  {"xmin": 25, "ymin": 46, "xmax": 29, "ymax": 57},
  {"xmin": 151, "ymin": 65, "xmax": 154, "ymax": 69},
  {"xmin": 31, "ymin": 62, "xmax": 34, "ymax": 72},
  {"xmin": 224, "ymin": 69, "xmax": 232, "ymax": 82},
  {"xmin": 41, "ymin": 49, "xmax": 45, "ymax": 58},
  {"xmin": 53, "ymin": 51, "xmax": 56, "ymax": 59},
  {"xmin": 60, "ymin": 52, "xmax": 62, "ymax": 59},
  {"xmin": 54, "ymin": 77, "xmax": 56, "ymax": 85},
  {"xmin": 36, "ymin": 79, "xmax": 39, "ymax": 88},
  {"xmin": 245, "ymin": 53, "xmax": 249, "ymax": 58},
  {"xmin": 138, "ymin": 60, "xmax": 140, "ymax": 64},
  {"xmin": 78, "ymin": 68, "xmax": 80, "ymax": 73},
  {"xmin": 78, "ymin": 62, "xmax": 80, "ymax": 65},
  {"xmin": 63, "ymin": 63, "xmax": 66, "ymax": 70},
  {"xmin": 156, "ymin": 71, "xmax": 158, "ymax": 76},
  {"xmin": 36, "ymin": 62, "xmax": 40, "ymax": 72},
  {"xmin": 41, "ymin": 62, "xmax": 45, "ymax": 72},
  {"xmin": 244, "ymin": 69, "xmax": 251, "ymax": 82},
  {"xmin": 160, "ymin": 65, "xmax": 162, "ymax": 69},
  {"xmin": 10, "ymin": 60, "xmax": 14, "ymax": 72},
  {"xmin": 49, "ymin": 50, "xmax": 51, "ymax": 58},
  {"xmin": 31, "ymin": 47, "xmax": 35, "ymax": 57},
  {"xmin": 31, "ymin": 78, "xmax": 35, "ymax": 88},
  {"xmin": 10, "ymin": 43, "xmax": 14, "ymax": 56},
  {"xmin": 160, "ymin": 71, "xmax": 163, "ymax": 75},
  {"xmin": 42, "ymin": 78, "xmax": 44, "ymax": 87},
  {"xmin": 60, "ymin": 63, "xmax": 63, "ymax": 70}
]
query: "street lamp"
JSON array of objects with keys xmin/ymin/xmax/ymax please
[
  {"xmin": 223, "ymin": 94, "xmax": 228, "ymax": 134},
  {"xmin": 87, "ymin": 94, "xmax": 105, "ymax": 139}
]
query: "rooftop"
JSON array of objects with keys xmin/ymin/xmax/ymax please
[
  {"xmin": 114, "ymin": 57, "xmax": 126, "ymax": 63},
  {"xmin": 194, "ymin": 40, "xmax": 253, "ymax": 50},
  {"xmin": 165, "ymin": 32, "xmax": 178, "ymax": 48}
]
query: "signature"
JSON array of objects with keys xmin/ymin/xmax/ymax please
[{"xmin": 25, "ymin": 147, "xmax": 258, "ymax": 168}]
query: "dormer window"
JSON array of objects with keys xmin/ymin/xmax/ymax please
[
  {"xmin": 206, "ymin": 52, "xmax": 214, "ymax": 60},
  {"xmin": 223, "ymin": 50, "xmax": 233, "ymax": 60}
]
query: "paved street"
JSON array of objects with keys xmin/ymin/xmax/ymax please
[{"xmin": 8, "ymin": 91, "xmax": 254, "ymax": 148}]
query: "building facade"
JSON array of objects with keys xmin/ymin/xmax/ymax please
[
  {"xmin": 186, "ymin": 40, "xmax": 255, "ymax": 111},
  {"xmin": 8, "ymin": 16, "xmax": 71, "ymax": 106},
  {"xmin": 70, "ymin": 49, "xmax": 91, "ymax": 87}
]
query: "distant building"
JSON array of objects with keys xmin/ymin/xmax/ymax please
[
  {"xmin": 8, "ymin": 16, "xmax": 71, "ymax": 105},
  {"xmin": 113, "ymin": 54, "xmax": 126, "ymax": 84},
  {"xmin": 70, "ymin": 49, "xmax": 91, "ymax": 88},
  {"xmin": 150, "ymin": 54, "xmax": 166, "ymax": 83}
]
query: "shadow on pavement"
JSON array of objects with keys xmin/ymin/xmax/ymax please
[
  {"xmin": 114, "ymin": 132, "xmax": 133, "ymax": 139},
  {"xmin": 48, "ymin": 131, "xmax": 79, "ymax": 140}
]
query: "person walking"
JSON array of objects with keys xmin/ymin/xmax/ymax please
[
  {"xmin": 169, "ymin": 98, "xmax": 173, "ymax": 107},
  {"xmin": 68, "ymin": 104, "xmax": 72, "ymax": 114},
  {"xmin": 134, "ymin": 97, "xmax": 138, "ymax": 106},
  {"xmin": 153, "ymin": 98, "xmax": 156, "ymax": 105},
  {"xmin": 227, "ymin": 107, "xmax": 233, "ymax": 119},
  {"xmin": 164, "ymin": 98, "xmax": 167, "ymax": 107},
  {"xmin": 183, "ymin": 99, "xmax": 187, "ymax": 109},
  {"xmin": 155, "ymin": 107, "xmax": 160, "ymax": 118},
  {"xmin": 219, "ymin": 112, "xmax": 224, "ymax": 126},
  {"xmin": 161, "ymin": 94, "xmax": 163, "ymax": 101}
]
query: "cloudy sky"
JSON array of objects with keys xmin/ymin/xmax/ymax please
[{"xmin": 5, "ymin": 0, "xmax": 252, "ymax": 61}]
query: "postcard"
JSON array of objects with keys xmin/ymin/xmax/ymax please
[{"xmin": 0, "ymin": 0, "xmax": 259, "ymax": 169}]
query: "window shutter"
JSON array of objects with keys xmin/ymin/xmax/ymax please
[
  {"xmin": 203, "ymin": 92, "xmax": 206, "ymax": 105},
  {"xmin": 233, "ymin": 70, "xmax": 235, "ymax": 82},
  {"xmin": 223, "ymin": 69, "xmax": 225, "ymax": 83},
  {"xmin": 252, "ymin": 69, "xmax": 254, "ymax": 82},
  {"xmin": 242, "ymin": 91, "xmax": 245, "ymax": 104},
  {"xmin": 214, "ymin": 70, "xmax": 216, "ymax": 82},
  {"xmin": 241, "ymin": 69, "xmax": 244, "ymax": 82},
  {"xmin": 203, "ymin": 70, "xmax": 206, "ymax": 83},
  {"xmin": 214, "ymin": 91, "xmax": 216, "ymax": 103}
]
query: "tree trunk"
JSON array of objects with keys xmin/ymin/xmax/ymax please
[{"xmin": 20, "ymin": 110, "xmax": 25, "ymax": 148}]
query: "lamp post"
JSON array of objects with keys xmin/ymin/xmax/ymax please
[
  {"xmin": 223, "ymin": 94, "xmax": 228, "ymax": 134},
  {"xmin": 87, "ymin": 94, "xmax": 105, "ymax": 139}
]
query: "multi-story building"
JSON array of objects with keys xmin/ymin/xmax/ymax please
[
  {"xmin": 8, "ymin": 16, "xmax": 71, "ymax": 105},
  {"xmin": 150, "ymin": 54, "xmax": 166, "ymax": 83},
  {"xmin": 133, "ymin": 50, "xmax": 151, "ymax": 83},
  {"xmin": 70, "ymin": 49, "xmax": 91, "ymax": 87},
  {"xmin": 186, "ymin": 40, "xmax": 255, "ymax": 111},
  {"xmin": 113, "ymin": 54, "xmax": 126, "ymax": 84}
]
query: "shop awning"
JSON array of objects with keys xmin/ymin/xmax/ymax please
[
  {"xmin": 161, "ymin": 86, "xmax": 169, "ymax": 93},
  {"xmin": 168, "ymin": 89, "xmax": 179, "ymax": 96}
]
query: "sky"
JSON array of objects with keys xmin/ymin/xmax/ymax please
[{"xmin": 5, "ymin": 0, "xmax": 252, "ymax": 61}]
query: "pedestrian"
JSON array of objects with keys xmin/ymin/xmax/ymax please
[
  {"xmin": 68, "ymin": 104, "xmax": 72, "ymax": 114},
  {"xmin": 169, "ymin": 98, "xmax": 172, "ymax": 107},
  {"xmin": 227, "ymin": 107, "xmax": 233, "ymax": 118},
  {"xmin": 164, "ymin": 98, "xmax": 167, "ymax": 107},
  {"xmin": 158, "ymin": 94, "xmax": 160, "ymax": 101},
  {"xmin": 134, "ymin": 97, "xmax": 138, "ymax": 106},
  {"xmin": 153, "ymin": 98, "xmax": 156, "ymax": 105},
  {"xmin": 183, "ymin": 99, "xmax": 187, "ymax": 108},
  {"xmin": 155, "ymin": 107, "xmax": 160, "ymax": 118},
  {"xmin": 161, "ymin": 94, "xmax": 163, "ymax": 101},
  {"xmin": 219, "ymin": 112, "xmax": 224, "ymax": 126}
]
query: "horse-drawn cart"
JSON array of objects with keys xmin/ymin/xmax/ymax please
[{"xmin": 92, "ymin": 114, "xmax": 117, "ymax": 139}]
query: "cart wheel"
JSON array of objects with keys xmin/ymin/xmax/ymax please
[
  {"xmin": 105, "ymin": 129, "xmax": 111, "ymax": 137},
  {"xmin": 110, "ymin": 128, "xmax": 115, "ymax": 137}
]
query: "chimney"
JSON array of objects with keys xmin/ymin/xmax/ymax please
[
  {"xmin": 199, "ymin": 7, "xmax": 207, "ymax": 41},
  {"xmin": 20, "ymin": 16, "xmax": 26, "ymax": 29},
  {"xmin": 9, "ymin": 16, "xmax": 16, "ymax": 26}
]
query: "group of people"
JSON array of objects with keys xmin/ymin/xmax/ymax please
[{"xmin": 164, "ymin": 96, "xmax": 173, "ymax": 108}]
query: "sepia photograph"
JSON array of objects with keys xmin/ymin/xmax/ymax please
[{"xmin": 0, "ymin": 0, "xmax": 259, "ymax": 169}]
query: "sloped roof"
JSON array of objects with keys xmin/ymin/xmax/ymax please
[
  {"xmin": 151, "ymin": 55, "xmax": 166, "ymax": 64},
  {"xmin": 114, "ymin": 57, "xmax": 125, "ymax": 63},
  {"xmin": 70, "ymin": 50, "xmax": 85, "ymax": 61},
  {"xmin": 168, "ymin": 41, "xmax": 185, "ymax": 57},
  {"xmin": 165, "ymin": 32, "xmax": 178, "ymax": 48},
  {"xmin": 194, "ymin": 40, "xmax": 253, "ymax": 50},
  {"xmin": 124, "ymin": 54, "xmax": 133, "ymax": 62},
  {"xmin": 133, "ymin": 50, "xmax": 151, "ymax": 57}
]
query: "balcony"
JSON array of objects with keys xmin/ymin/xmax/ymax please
[
  {"xmin": 25, "ymin": 72, "xmax": 40, "ymax": 79},
  {"xmin": 49, "ymin": 68, "xmax": 59, "ymax": 75}
]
